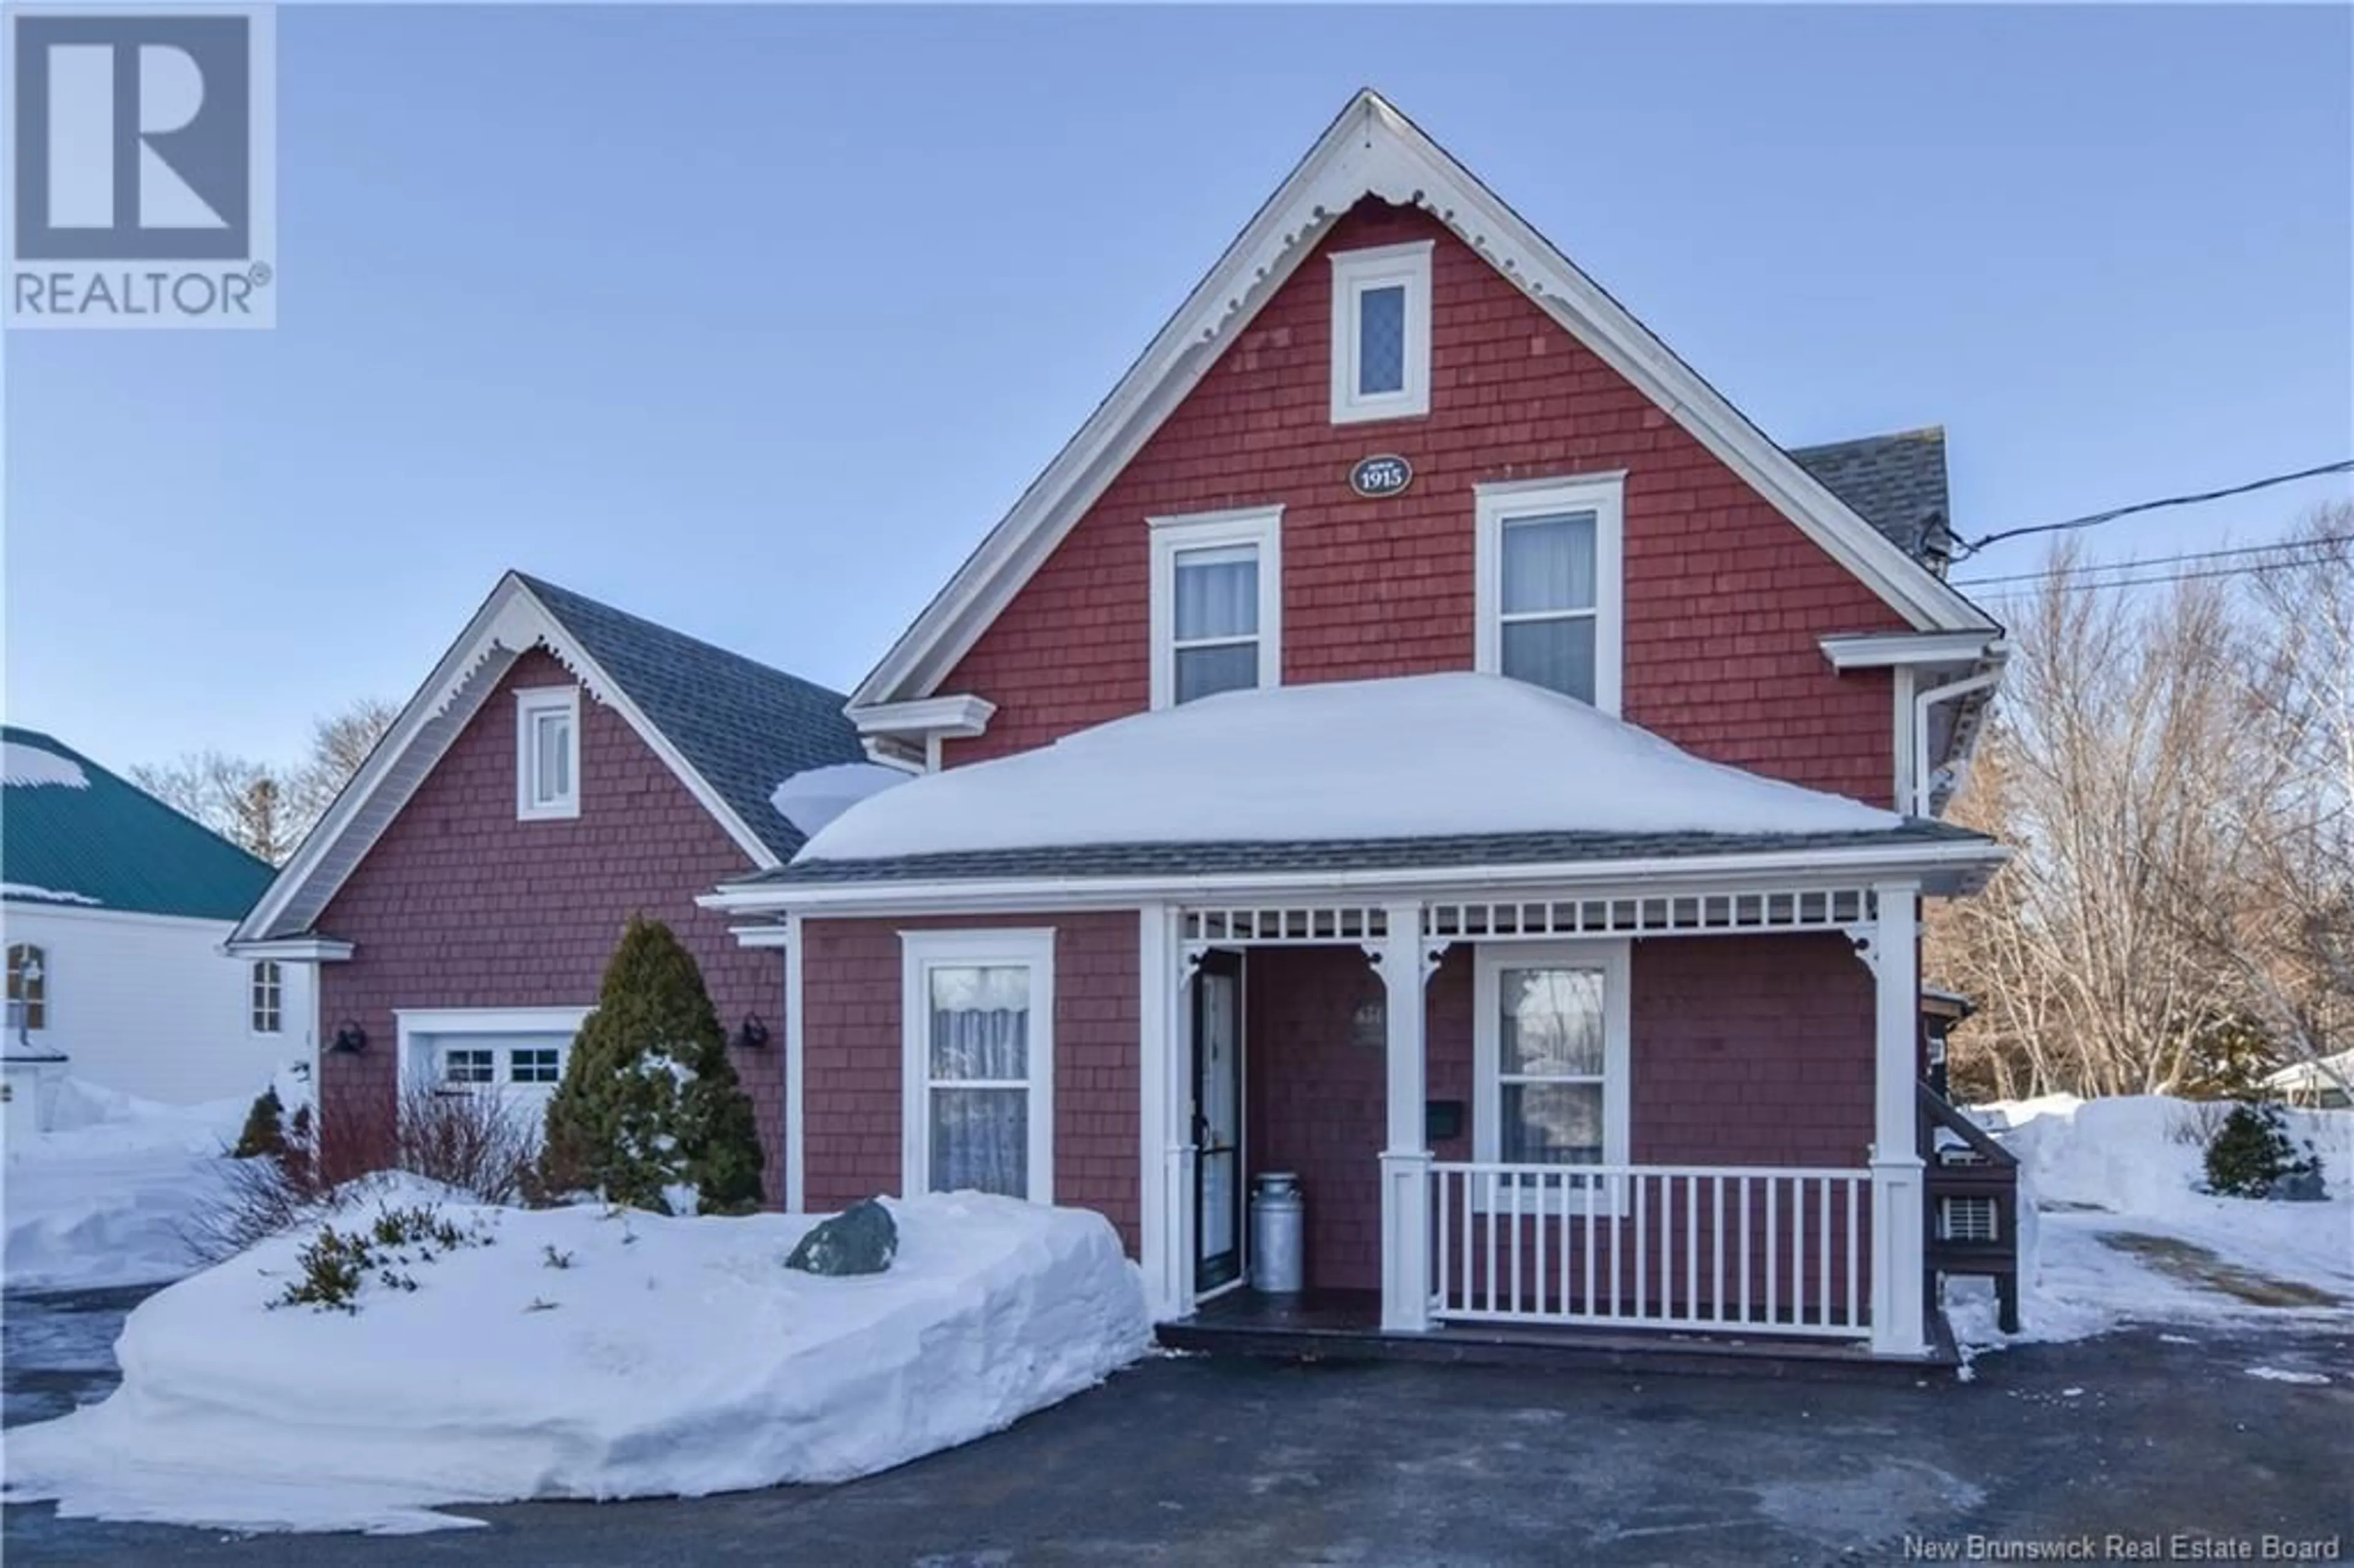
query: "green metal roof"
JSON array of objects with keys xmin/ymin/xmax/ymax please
[{"xmin": 1, "ymin": 726, "xmax": 276, "ymax": 921}]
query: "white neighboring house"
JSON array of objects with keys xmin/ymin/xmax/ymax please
[
  {"xmin": 2, "ymin": 727, "xmax": 310, "ymax": 1116},
  {"xmin": 2264, "ymin": 1050, "xmax": 2354, "ymax": 1109}
]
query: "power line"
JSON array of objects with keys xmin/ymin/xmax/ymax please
[
  {"xmin": 1950, "ymin": 531, "xmax": 2354, "ymax": 590},
  {"xmin": 1951, "ymin": 459, "xmax": 2354, "ymax": 560},
  {"xmin": 1970, "ymin": 554, "xmax": 2344, "ymax": 598}
]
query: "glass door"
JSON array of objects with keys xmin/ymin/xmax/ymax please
[{"xmin": 1192, "ymin": 951, "xmax": 1244, "ymax": 1292}]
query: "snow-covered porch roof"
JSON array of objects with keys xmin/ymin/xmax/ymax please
[{"xmin": 709, "ymin": 675, "xmax": 2004, "ymax": 914}]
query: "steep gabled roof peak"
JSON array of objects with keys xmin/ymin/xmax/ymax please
[{"xmin": 851, "ymin": 89, "xmax": 1995, "ymax": 709}]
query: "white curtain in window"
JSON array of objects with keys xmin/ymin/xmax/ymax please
[
  {"xmin": 1502, "ymin": 619, "xmax": 1598, "ymax": 704},
  {"xmin": 1174, "ymin": 546, "xmax": 1258, "ymax": 641},
  {"xmin": 928, "ymin": 965, "xmax": 1032, "ymax": 1198},
  {"xmin": 1501, "ymin": 514, "xmax": 1596, "ymax": 613},
  {"xmin": 535, "ymin": 712, "xmax": 571, "ymax": 801}
]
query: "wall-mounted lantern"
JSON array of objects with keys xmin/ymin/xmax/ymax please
[
  {"xmin": 731, "ymin": 1014, "xmax": 771, "ymax": 1052},
  {"xmin": 329, "ymin": 1020, "xmax": 368, "ymax": 1054}
]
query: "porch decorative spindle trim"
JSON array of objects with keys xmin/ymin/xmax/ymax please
[
  {"xmin": 1426, "ymin": 1162, "xmax": 1871, "ymax": 1338},
  {"xmin": 1182, "ymin": 905, "xmax": 1390, "ymax": 946},
  {"xmin": 1424, "ymin": 886, "xmax": 1872, "ymax": 943}
]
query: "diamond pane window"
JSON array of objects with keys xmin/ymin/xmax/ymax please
[{"xmin": 1357, "ymin": 284, "xmax": 1406, "ymax": 396}]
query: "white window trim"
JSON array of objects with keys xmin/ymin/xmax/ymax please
[
  {"xmin": 1328, "ymin": 240, "xmax": 1433, "ymax": 424},
  {"xmin": 394, "ymin": 1006, "xmax": 592, "ymax": 1095},
  {"xmin": 249, "ymin": 959, "xmax": 283, "ymax": 1035},
  {"xmin": 1146, "ymin": 506, "xmax": 1284, "ymax": 711},
  {"xmin": 900, "ymin": 928, "xmax": 1056, "ymax": 1205},
  {"xmin": 514, "ymin": 685, "xmax": 582, "ymax": 821},
  {"xmin": 1473, "ymin": 473, "xmax": 1626, "ymax": 717},
  {"xmin": 1471, "ymin": 939, "xmax": 1632, "ymax": 1215}
]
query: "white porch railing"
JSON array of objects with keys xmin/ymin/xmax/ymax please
[{"xmin": 1429, "ymin": 1162, "xmax": 1871, "ymax": 1337}]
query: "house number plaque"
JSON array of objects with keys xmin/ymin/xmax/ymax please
[{"xmin": 1348, "ymin": 454, "xmax": 1413, "ymax": 498}]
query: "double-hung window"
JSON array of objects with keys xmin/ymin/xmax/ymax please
[
  {"xmin": 901, "ymin": 929, "xmax": 1055, "ymax": 1203},
  {"xmin": 1329, "ymin": 241, "xmax": 1433, "ymax": 423},
  {"xmin": 6, "ymin": 944, "xmax": 47, "ymax": 1032},
  {"xmin": 1472, "ymin": 941, "xmax": 1631, "ymax": 1208},
  {"xmin": 1148, "ymin": 506, "xmax": 1282, "ymax": 709},
  {"xmin": 250, "ymin": 961, "xmax": 283, "ymax": 1034},
  {"xmin": 1474, "ymin": 474, "xmax": 1625, "ymax": 714},
  {"xmin": 515, "ymin": 687, "xmax": 581, "ymax": 820}
]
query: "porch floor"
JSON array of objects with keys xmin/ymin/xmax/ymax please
[{"xmin": 1157, "ymin": 1288, "xmax": 1960, "ymax": 1383}]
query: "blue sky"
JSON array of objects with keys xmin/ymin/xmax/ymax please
[{"xmin": 7, "ymin": 4, "xmax": 2350, "ymax": 772}]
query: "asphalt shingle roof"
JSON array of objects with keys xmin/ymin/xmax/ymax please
[
  {"xmin": 2, "ymin": 727, "xmax": 278, "ymax": 919},
  {"xmin": 754, "ymin": 821, "xmax": 1990, "ymax": 887},
  {"xmin": 1789, "ymin": 428, "xmax": 1952, "ymax": 564},
  {"xmin": 517, "ymin": 575, "xmax": 865, "ymax": 860}
]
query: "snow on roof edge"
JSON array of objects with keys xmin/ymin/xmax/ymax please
[{"xmin": 799, "ymin": 673, "xmax": 1903, "ymax": 865}]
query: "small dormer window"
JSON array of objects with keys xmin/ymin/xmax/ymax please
[
  {"xmin": 1330, "ymin": 240, "xmax": 1432, "ymax": 424},
  {"xmin": 515, "ymin": 687, "xmax": 581, "ymax": 820}
]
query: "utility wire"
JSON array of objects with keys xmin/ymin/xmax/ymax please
[
  {"xmin": 1951, "ymin": 459, "xmax": 2354, "ymax": 560},
  {"xmin": 1950, "ymin": 531, "xmax": 2354, "ymax": 590},
  {"xmin": 1970, "ymin": 555, "xmax": 2344, "ymax": 598}
]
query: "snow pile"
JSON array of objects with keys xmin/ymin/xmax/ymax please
[
  {"xmin": 799, "ymin": 672, "xmax": 1902, "ymax": 862},
  {"xmin": 4, "ymin": 1189, "xmax": 1151, "ymax": 1534},
  {"xmin": 2, "ymin": 740, "xmax": 90, "ymax": 790},
  {"xmin": 4, "ymin": 1069, "xmax": 308, "ymax": 1292},
  {"xmin": 1, "ymin": 881, "xmax": 102, "ymax": 905},
  {"xmin": 1947, "ymin": 1094, "xmax": 2353, "ymax": 1353},
  {"xmin": 770, "ymin": 762, "xmax": 910, "ymax": 837}
]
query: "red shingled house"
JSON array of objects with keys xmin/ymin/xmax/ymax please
[
  {"xmin": 227, "ymin": 573, "xmax": 872, "ymax": 1205},
  {"xmin": 707, "ymin": 91, "xmax": 2009, "ymax": 1362}
]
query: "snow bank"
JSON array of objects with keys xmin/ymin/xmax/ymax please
[
  {"xmin": 1948, "ymin": 1094, "xmax": 2353, "ymax": 1353},
  {"xmin": 4, "ymin": 1070, "xmax": 308, "ymax": 1292},
  {"xmin": 4, "ymin": 1084, "xmax": 241, "ymax": 1291},
  {"xmin": 2, "ymin": 741, "xmax": 90, "ymax": 790},
  {"xmin": 4, "ymin": 1190, "xmax": 1151, "ymax": 1534},
  {"xmin": 798, "ymin": 672, "xmax": 1901, "ymax": 862}
]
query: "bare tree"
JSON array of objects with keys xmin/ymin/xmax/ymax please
[
  {"xmin": 2184, "ymin": 509, "xmax": 2354, "ymax": 1097},
  {"xmin": 1933, "ymin": 513, "xmax": 2354, "ymax": 1102},
  {"xmin": 289, "ymin": 697, "xmax": 398, "ymax": 831},
  {"xmin": 131, "ymin": 696, "xmax": 397, "ymax": 864},
  {"xmin": 1931, "ymin": 542, "xmax": 2255, "ymax": 1097}
]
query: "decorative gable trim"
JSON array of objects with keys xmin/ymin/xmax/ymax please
[
  {"xmin": 231, "ymin": 573, "xmax": 780, "ymax": 946},
  {"xmin": 849, "ymin": 91, "xmax": 1995, "ymax": 714}
]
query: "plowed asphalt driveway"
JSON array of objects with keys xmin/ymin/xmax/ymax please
[{"xmin": 4, "ymin": 1285, "xmax": 2347, "ymax": 1566}]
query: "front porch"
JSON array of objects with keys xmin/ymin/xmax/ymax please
[
  {"xmin": 1157, "ymin": 1286, "xmax": 1960, "ymax": 1381},
  {"xmin": 1140, "ymin": 881, "xmax": 1938, "ymax": 1362}
]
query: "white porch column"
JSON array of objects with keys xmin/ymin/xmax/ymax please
[
  {"xmin": 1867, "ymin": 880, "xmax": 1928, "ymax": 1356},
  {"xmin": 1373, "ymin": 900, "xmax": 1433, "ymax": 1333},
  {"xmin": 1137, "ymin": 905, "xmax": 1194, "ymax": 1322}
]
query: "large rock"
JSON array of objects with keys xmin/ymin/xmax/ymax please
[
  {"xmin": 2269, "ymin": 1168, "xmax": 2328, "ymax": 1203},
  {"xmin": 785, "ymin": 1198, "xmax": 897, "ymax": 1276}
]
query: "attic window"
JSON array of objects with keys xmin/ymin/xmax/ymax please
[
  {"xmin": 515, "ymin": 687, "xmax": 581, "ymax": 821},
  {"xmin": 1330, "ymin": 241, "xmax": 1432, "ymax": 424}
]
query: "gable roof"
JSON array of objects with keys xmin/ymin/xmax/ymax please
[
  {"xmin": 1791, "ymin": 428, "xmax": 1953, "ymax": 565},
  {"xmin": 511, "ymin": 575, "xmax": 863, "ymax": 854},
  {"xmin": 851, "ymin": 91, "xmax": 1995, "ymax": 712},
  {"xmin": 2, "ymin": 727, "xmax": 276, "ymax": 921},
  {"xmin": 231, "ymin": 573, "xmax": 863, "ymax": 946}
]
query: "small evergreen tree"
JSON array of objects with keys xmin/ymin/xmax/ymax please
[
  {"xmin": 2204, "ymin": 1101, "xmax": 2323, "ymax": 1198},
  {"xmin": 537, "ymin": 916, "xmax": 764, "ymax": 1215},
  {"xmin": 232, "ymin": 1086, "xmax": 287, "ymax": 1160}
]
